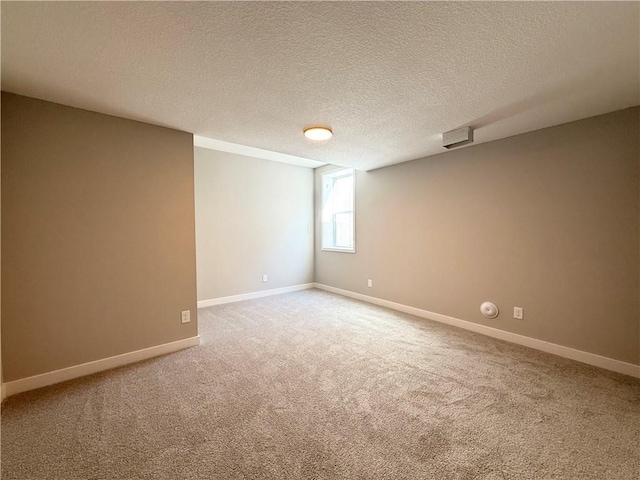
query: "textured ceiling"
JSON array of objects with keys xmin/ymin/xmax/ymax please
[{"xmin": 2, "ymin": 2, "xmax": 638, "ymax": 171}]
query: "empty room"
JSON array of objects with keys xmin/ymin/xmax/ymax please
[{"xmin": 1, "ymin": 2, "xmax": 638, "ymax": 479}]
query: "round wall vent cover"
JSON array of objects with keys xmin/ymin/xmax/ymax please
[{"xmin": 480, "ymin": 301, "xmax": 499, "ymax": 319}]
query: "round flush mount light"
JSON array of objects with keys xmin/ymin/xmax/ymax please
[{"xmin": 303, "ymin": 126, "xmax": 333, "ymax": 141}]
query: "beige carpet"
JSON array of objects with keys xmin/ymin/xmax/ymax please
[{"xmin": 1, "ymin": 289, "xmax": 638, "ymax": 479}]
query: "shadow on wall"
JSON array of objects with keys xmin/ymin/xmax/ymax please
[{"xmin": 456, "ymin": 65, "xmax": 628, "ymax": 131}]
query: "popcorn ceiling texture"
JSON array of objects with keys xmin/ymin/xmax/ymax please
[
  {"xmin": 2, "ymin": 290, "xmax": 639, "ymax": 479},
  {"xmin": 1, "ymin": 2, "xmax": 638, "ymax": 170}
]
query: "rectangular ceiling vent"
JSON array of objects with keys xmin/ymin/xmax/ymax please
[{"xmin": 442, "ymin": 126, "xmax": 474, "ymax": 149}]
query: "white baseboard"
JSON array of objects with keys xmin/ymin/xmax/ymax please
[
  {"xmin": 314, "ymin": 283, "xmax": 640, "ymax": 378},
  {"xmin": 198, "ymin": 283, "xmax": 315, "ymax": 308},
  {"xmin": 2, "ymin": 336, "xmax": 200, "ymax": 399}
]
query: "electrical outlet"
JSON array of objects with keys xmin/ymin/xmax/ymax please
[
  {"xmin": 367, "ymin": 279, "xmax": 373, "ymax": 288},
  {"xmin": 513, "ymin": 307, "xmax": 523, "ymax": 320},
  {"xmin": 262, "ymin": 274, "xmax": 268, "ymax": 282},
  {"xmin": 181, "ymin": 310, "xmax": 191, "ymax": 324}
]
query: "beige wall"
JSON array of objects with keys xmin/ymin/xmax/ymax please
[
  {"xmin": 1, "ymin": 93, "xmax": 198, "ymax": 382},
  {"xmin": 316, "ymin": 107, "xmax": 640, "ymax": 365},
  {"xmin": 0, "ymin": 105, "xmax": 2, "ymax": 467},
  {"xmin": 195, "ymin": 148, "xmax": 314, "ymax": 301}
]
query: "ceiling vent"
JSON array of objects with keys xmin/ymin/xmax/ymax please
[{"xmin": 442, "ymin": 126, "xmax": 474, "ymax": 149}]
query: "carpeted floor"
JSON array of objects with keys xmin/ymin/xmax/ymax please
[{"xmin": 1, "ymin": 289, "xmax": 639, "ymax": 479}]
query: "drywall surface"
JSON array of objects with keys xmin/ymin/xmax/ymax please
[
  {"xmin": 1, "ymin": 93, "xmax": 198, "ymax": 381},
  {"xmin": 195, "ymin": 148, "xmax": 313, "ymax": 301},
  {"xmin": 315, "ymin": 108, "xmax": 640, "ymax": 365}
]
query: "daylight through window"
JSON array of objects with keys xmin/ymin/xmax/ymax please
[{"xmin": 321, "ymin": 168, "xmax": 355, "ymax": 252}]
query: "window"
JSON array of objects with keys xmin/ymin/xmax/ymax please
[{"xmin": 321, "ymin": 168, "xmax": 355, "ymax": 252}]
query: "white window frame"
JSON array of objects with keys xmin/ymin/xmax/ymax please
[{"xmin": 321, "ymin": 168, "xmax": 355, "ymax": 253}]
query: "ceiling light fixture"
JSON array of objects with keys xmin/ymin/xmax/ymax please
[{"xmin": 304, "ymin": 126, "xmax": 333, "ymax": 141}]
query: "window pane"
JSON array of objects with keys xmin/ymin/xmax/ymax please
[
  {"xmin": 334, "ymin": 212, "xmax": 353, "ymax": 248},
  {"xmin": 321, "ymin": 168, "xmax": 355, "ymax": 251},
  {"xmin": 333, "ymin": 175, "xmax": 353, "ymax": 212}
]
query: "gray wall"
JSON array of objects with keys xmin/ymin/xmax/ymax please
[
  {"xmin": 195, "ymin": 148, "xmax": 314, "ymax": 301},
  {"xmin": 315, "ymin": 107, "xmax": 640, "ymax": 365},
  {"xmin": 1, "ymin": 93, "xmax": 198, "ymax": 382}
]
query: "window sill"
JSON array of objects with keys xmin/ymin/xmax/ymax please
[{"xmin": 321, "ymin": 247, "xmax": 356, "ymax": 254}]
